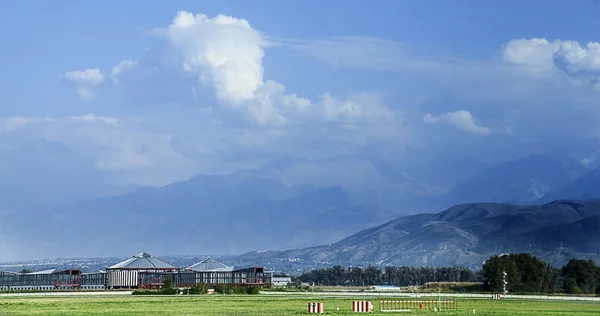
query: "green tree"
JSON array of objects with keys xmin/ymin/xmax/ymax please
[
  {"xmin": 482, "ymin": 253, "xmax": 553, "ymax": 294},
  {"xmin": 159, "ymin": 277, "xmax": 177, "ymax": 295},
  {"xmin": 561, "ymin": 259, "xmax": 599, "ymax": 294},
  {"xmin": 188, "ymin": 283, "xmax": 208, "ymax": 295},
  {"xmin": 162, "ymin": 278, "xmax": 174, "ymax": 289}
]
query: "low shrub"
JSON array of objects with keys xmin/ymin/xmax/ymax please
[
  {"xmin": 188, "ymin": 283, "xmax": 208, "ymax": 295},
  {"xmin": 132, "ymin": 290, "xmax": 160, "ymax": 295}
]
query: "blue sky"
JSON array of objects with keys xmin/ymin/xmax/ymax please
[{"xmin": 1, "ymin": 0, "xmax": 600, "ymax": 187}]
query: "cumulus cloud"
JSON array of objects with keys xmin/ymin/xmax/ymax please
[
  {"xmin": 503, "ymin": 38, "xmax": 600, "ymax": 77},
  {"xmin": 62, "ymin": 68, "xmax": 105, "ymax": 86},
  {"xmin": 554, "ymin": 41, "xmax": 600, "ymax": 76},
  {"xmin": 423, "ymin": 110, "xmax": 494, "ymax": 136},
  {"xmin": 503, "ymin": 38, "xmax": 560, "ymax": 70},
  {"xmin": 62, "ymin": 60, "xmax": 139, "ymax": 98},
  {"xmin": 154, "ymin": 11, "xmax": 395, "ymax": 126},
  {"xmin": 61, "ymin": 68, "xmax": 105, "ymax": 99},
  {"xmin": 163, "ymin": 11, "xmax": 266, "ymax": 105}
]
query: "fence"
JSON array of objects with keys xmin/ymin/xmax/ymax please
[{"xmin": 379, "ymin": 299, "xmax": 458, "ymax": 312}]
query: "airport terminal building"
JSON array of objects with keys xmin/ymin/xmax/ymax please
[{"xmin": 0, "ymin": 252, "xmax": 272, "ymax": 291}]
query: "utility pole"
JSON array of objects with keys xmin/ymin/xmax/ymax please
[{"xmin": 502, "ymin": 270, "xmax": 508, "ymax": 297}]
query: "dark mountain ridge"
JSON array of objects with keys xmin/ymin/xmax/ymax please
[{"xmin": 233, "ymin": 200, "xmax": 600, "ymax": 271}]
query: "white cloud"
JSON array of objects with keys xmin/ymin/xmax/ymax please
[
  {"xmin": 63, "ymin": 61, "xmax": 139, "ymax": 98},
  {"xmin": 155, "ymin": 11, "xmax": 396, "ymax": 127},
  {"xmin": 111, "ymin": 60, "xmax": 137, "ymax": 76},
  {"xmin": 62, "ymin": 68, "xmax": 105, "ymax": 86},
  {"xmin": 110, "ymin": 60, "xmax": 138, "ymax": 84},
  {"xmin": 67, "ymin": 113, "xmax": 119, "ymax": 126},
  {"xmin": 503, "ymin": 38, "xmax": 560, "ymax": 70},
  {"xmin": 163, "ymin": 11, "xmax": 266, "ymax": 105},
  {"xmin": 62, "ymin": 68, "xmax": 104, "ymax": 100},
  {"xmin": 319, "ymin": 92, "xmax": 393, "ymax": 122},
  {"xmin": 554, "ymin": 41, "xmax": 600, "ymax": 75},
  {"xmin": 423, "ymin": 110, "xmax": 494, "ymax": 136},
  {"xmin": 503, "ymin": 38, "xmax": 600, "ymax": 76}
]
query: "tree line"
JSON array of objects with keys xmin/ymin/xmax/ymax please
[
  {"xmin": 296, "ymin": 265, "xmax": 480, "ymax": 287},
  {"xmin": 296, "ymin": 254, "xmax": 600, "ymax": 295},
  {"xmin": 483, "ymin": 254, "xmax": 600, "ymax": 295}
]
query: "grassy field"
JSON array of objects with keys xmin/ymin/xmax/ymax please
[{"xmin": 1, "ymin": 295, "xmax": 599, "ymax": 315}]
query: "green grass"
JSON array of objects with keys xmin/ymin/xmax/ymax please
[{"xmin": 0, "ymin": 295, "xmax": 598, "ymax": 315}]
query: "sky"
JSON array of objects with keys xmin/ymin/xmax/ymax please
[{"xmin": 1, "ymin": 0, "xmax": 600, "ymax": 187}]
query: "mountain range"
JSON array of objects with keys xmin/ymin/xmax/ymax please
[
  {"xmin": 231, "ymin": 200, "xmax": 600, "ymax": 273},
  {"xmin": 4, "ymin": 152, "xmax": 600, "ymax": 266}
]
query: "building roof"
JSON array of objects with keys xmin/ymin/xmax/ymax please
[
  {"xmin": 107, "ymin": 252, "xmax": 177, "ymax": 270},
  {"xmin": 0, "ymin": 269, "xmax": 19, "ymax": 275},
  {"xmin": 188, "ymin": 258, "xmax": 233, "ymax": 272},
  {"xmin": 272, "ymin": 277, "xmax": 292, "ymax": 282},
  {"xmin": 25, "ymin": 269, "xmax": 56, "ymax": 275}
]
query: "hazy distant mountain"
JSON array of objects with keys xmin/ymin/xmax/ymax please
[
  {"xmin": 6, "ymin": 157, "xmax": 409, "ymax": 259},
  {"xmin": 404, "ymin": 157, "xmax": 491, "ymax": 194},
  {"xmin": 537, "ymin": 167, "xmax": 600, "ymax": 203},
  {"xmin": 1, "ymin": 155, "xmax": 439, "ymax": 260},
  {"xmin": 7, "ymin": 153, "xmax": 596, "ymax": 263},
  {"xmin": 235, "ymin": 200, "xmax": 600, "ymax": 271},
  {"xmin": 236, "ymin": 156, "xmax": 436, "ymax": 207},
  {"xmin": 581, "ymin": 149, "xmax": 600, "ymax": 169},
  {"xmin": 434, "ymin": 154, "xmax": 586, "ymax": 208}
]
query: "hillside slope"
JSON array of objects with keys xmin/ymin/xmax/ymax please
[{"xmin": 234, "ymin": 200, "xmax": 600, "ymax": 270}]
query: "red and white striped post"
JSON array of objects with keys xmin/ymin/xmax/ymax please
[
  {"xmin": 352, "ymin": 301, "xmax": 373, "ymax": 313},
  {"xmin": 307, "ymin": 302, "xmax": 324, "ymax": 314}
]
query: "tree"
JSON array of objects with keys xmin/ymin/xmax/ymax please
[
  {"xmin": 297, "ymin": 265, "xmax": 479, "ymax": 287},
  {"xmin": 561, "ymin": 259, "xmax": 599, "ymax": 294},
  {"xmin": 188, "ymin": 283, "xmax": 208, "ymax": 295},
  {"xmin": 159, "ymin": 277, "xmax": 177, "ymax": 295},
  {"xmin": 20, "ymin": 269, "xmax": 32, "ymax": 274},
  {"xmin": 482, "ymin": 253, "xmax": 554, "ymax": 294},
  {"xmin": 162, "ymin": 278, "xmax": 174, "ymax": 289}
]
